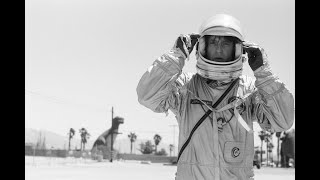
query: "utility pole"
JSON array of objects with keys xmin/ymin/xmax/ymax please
[
  {"xmin": 110, "ymin": 107, "xmax": 114, "ymax": 162},
  {"xmin": 266, "ymin": 136, "xmax": 269, "ymax": 167},
  {"xmin": 109, "ymin": 107, "xmax": 123, "ymax": 163},
  {"xmin": 276, "ymin": 132, "xmax": 281, "ymax": 167},
  {"xmin": 260, "ymin": 141, "xmax": 263, "ymax": 167},
  {"xmin": 277, "ymin": 137, "xmax": 280, "ymax": 167},
  {"xmin": 169, "ymin": 125, "xmax": 178, "ymax": 156}
]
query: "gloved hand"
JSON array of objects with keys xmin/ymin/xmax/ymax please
[
  {"xmin": 174, "ymin": 33, "xmax": 200, "ymax": 58},
  {"xmin": 242, "ymin": 41, "xmax": 266, "ymax": 71}
]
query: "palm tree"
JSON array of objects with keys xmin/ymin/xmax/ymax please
[
  {"xmin": 275, "ymin": 132, "xmax": 282, "ymax": 167},
  {"xmin": 268, "ymin": 132, "xmax": 274, "ymax": 163},
  {"xmin": 266, "ymin": 132, "xmax": 274, "ymax": 164},
  {"xmin": 153, "ymin": 134, "xmax": 162, "ymax": 153},
  {"xmin": 79, "ymin": 128, "xmax": 90, "ymax": 151},
  {"xmin": 258, "ymin": 131, "xmax": 267, "ymax": 166},
  {"xmin": 169, "ymin": 144, "xmax": 174, "ymax": 157},
  {"xmin": 68, "ymin": 128, "xmax": 75, "ymax": 151},
  {"xmin": 267, "ymin": 140, "xmax": 274, "ymax": 165},
  {"xmin": 128, "ymin": 132, "xmax": 137, "ymax": 154},
  {"xmin": 265, "ymin": 132, "xmax": 274, "ymax": 166}
]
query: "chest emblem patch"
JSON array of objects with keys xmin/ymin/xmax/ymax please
[{"xmin": 231, "ymin": 147, "xmax": 240, "ymax": 158}]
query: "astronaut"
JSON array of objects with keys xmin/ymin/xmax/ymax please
[{"xmin": 137, "ymin": 14, "xmax": 294, "ymax": 180}]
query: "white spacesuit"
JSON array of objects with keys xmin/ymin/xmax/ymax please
[{"xmin": 136, "ymin": 14, "xmax": 294, "ymax": 180}]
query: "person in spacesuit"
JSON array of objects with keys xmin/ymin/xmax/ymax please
[{"xmin": 136, "ymin": 14, "xmax": 294, "ymax": 180}]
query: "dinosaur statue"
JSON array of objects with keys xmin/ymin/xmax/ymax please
[
  {"xmin": 280, "ymin": 128, "xmax": 295, "ymax": 167},
  {"xmin": 91, "ymin": 116, "xmax": 124, "ymax": 160}
]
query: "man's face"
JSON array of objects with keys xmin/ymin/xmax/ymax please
[{"xmin": 206, "ymin": 36, "xmax": 234, "ymax": 62}]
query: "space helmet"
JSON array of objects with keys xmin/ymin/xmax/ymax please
[{"xmin": 195, "ymin": 14, "xmax": 247, "ymax": 81}]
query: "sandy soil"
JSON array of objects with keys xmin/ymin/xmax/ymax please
[{"xmin": 25, "ymin": 156, "xmax": 294, "ymax": 180}]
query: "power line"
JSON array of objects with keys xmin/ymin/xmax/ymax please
[{"xmin": 25, "ymin": 89, "xmax": 107, "ymax": 112}]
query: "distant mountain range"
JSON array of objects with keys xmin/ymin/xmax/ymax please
[{"xmin": 25, "ymin": 128, "xmax": 174, "ymax": 155}]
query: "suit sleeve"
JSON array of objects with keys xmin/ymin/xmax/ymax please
[
  {"xmin": 136, "ymin": 48, "xmax": 189, "ymax": 117},
  {"xmin": 251, "ymin": 62, "xmax": 294, "ymax": 132}
]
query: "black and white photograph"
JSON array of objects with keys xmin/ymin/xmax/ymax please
[{"xmin": 25, "ymin": 0, "xmax": 295, "ymax": 179}]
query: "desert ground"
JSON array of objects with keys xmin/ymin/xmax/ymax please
[{"xmin": 25, "ymin": 156, "xmax": 294, "ymax": 180}]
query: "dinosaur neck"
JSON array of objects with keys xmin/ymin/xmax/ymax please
[{"xmin": 111, "ymin": 123, "xmax": 120, "ymax": 132}]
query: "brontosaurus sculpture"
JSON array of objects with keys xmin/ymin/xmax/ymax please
[{"xmin": 91, "ymin": 116, "xmax": 124, "ymax": 160}]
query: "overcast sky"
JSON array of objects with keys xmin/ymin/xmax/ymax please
[{"xmin": 25, "ymin": 0, "xmax": 295, "ymax": 154}]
